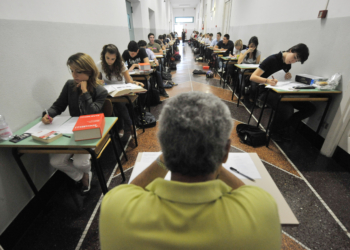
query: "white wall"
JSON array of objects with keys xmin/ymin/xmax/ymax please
[
  {"xmin": 131, "ymin": 0, "xmax": 171, "ymax": 43},
  {"xmin": 0, "ymin": 0, "xmax": 129, "ymax": 235},
  {"xmin": 173, "ymin": 8, "xmax": 197, "ymax": 36}
]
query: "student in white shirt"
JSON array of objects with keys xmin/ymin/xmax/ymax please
[
  {"xmin": 210, "ymin": 32, "xmax": 222, "ymax": 47},
  {"xmin": 97, "ymin": 44, "xmax": 144, "ymax": 138},
  {"xmin": 205, "ymin": 33, "xmax": 213, "ymax": 45}
]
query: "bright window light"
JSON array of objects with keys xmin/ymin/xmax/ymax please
[{"xmin": 175, "ymin": 17, "xmax": 194, "ymax": 23}]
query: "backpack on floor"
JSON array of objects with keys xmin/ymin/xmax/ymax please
[
  {"xmin": 174, "ymin": 54, "xmax": 181, "ymax": 61},
  {"xmin": 206, "ymin": 71, "xmax": 214, "ymax": 78},
  {"xmin": 192, "ymin": 69, "xmax": 206, "ymax": 75},
  {"xmin": 236, "ymin": 124, "xmax": 267, "ymax": 147},
  {"xmin": 170, "ymin": 62, "xmax": 177, "ymax": 70},
  {"xmin": 137, "ymin": 112, "xmax": 157, "ymax": 128},
  {"xmin": 162, "ymin": 72, "xmax": 172, "ymax": 80}
]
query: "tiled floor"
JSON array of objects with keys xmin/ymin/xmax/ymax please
[{"xmin": 12, "ymin": 42, "xmax": 350, "ymax": 250}]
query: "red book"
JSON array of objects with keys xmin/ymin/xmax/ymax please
[{"xmin": 73, "ymin": 113, "xmax": 105, "ymax": 141}]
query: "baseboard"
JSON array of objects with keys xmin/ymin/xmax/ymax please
[
  {"xmin": 297, "ymin": 122, "xmax": 350, "ymax": 170},
  {"xmin": 0, "ymin": 171, "xmax": 65, "ymax": 250}
]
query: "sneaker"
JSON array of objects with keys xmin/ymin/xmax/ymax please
[
  {"xmin": 118, "ymin": 129, "xmax": 124, "ymax": 138},
  {"xmin": 218, "ymin": 68, "xmax": 222, "ymax": 73},
  {"xmin": 81, "ymin": 171, "xmax": 92, "ymax": 194},
  {"xmin": 160, "ymin": 91, "xmax": 169, "ymax": 97}
]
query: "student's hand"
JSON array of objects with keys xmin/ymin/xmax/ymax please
[
  {"xmin": 42, "ymin": 114, "xmax": 52, "ymax": 124},
  {"xmin": 133, "ymin": 64, "xmax": 139, "ymax": 69},
  {"xmin": 134, "ymin": 81, "xmax": 144, "ymax": 87},
  {"xmin": 247, "ymin": 48, "xmax": 255, "ymax": 53},
  {"xmin": 285, "ymin": 72, "xmax": 292, "ymax": 80},
  {"xmin": 77, "ymin": 81, "xmax": 88, "ymax": 93},
  {"xmin": 267, "ymin": 79, "xmax": 278, "ymax": 86}
]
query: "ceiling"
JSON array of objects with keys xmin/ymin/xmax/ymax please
[{"xmin": 169, "ymin": 0, "xmax": 200, "ymax": 9}]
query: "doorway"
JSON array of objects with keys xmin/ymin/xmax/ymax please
[
  {"xmin": 222, "ymin": 0, "xmax": 232, "ymax": 35},
  {"xmin": 175, "ymin": 24, "xmax": 183, "ymax": 37},
  {"xmin": 125, "ymin": 1, "xmax": 135, "ymax": 41}
]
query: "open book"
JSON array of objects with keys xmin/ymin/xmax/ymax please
[{"xmin": 104, "ymin": 83, "xmax": 147, "ymax": 97}]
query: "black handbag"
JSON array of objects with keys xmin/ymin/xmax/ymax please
[{"xmin": 236, "ymin": 124, "xmax": 266, "ymax": 147}]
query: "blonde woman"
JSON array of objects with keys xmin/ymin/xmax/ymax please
[
  {"xmin": 232, "ymin": 39, "xmax": 243, "ymax": 57},
  {"xmin": 42, "ymin": 53, "xmax": 108, "ymax": 193}
]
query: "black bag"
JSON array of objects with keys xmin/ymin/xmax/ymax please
[
  {"xmin": 170, "ymin": 62, "xmax": 177, "ymax": 70},
  {"xmin": 192, "ymin": 69, "xmax": 206, "ymax": 75},
  {"xmin": 163, "ymin": 81, "xmax": 173, "ymax": 89},
  {"xmin": 162, "ymin": 72, "xmax": 172, "ymax": 80},
  {"xmin": 206, "ymin": 71, "xmax": 214, "ymax": 78},
  {"xmin": 236, "ymin": 124, "xmax": 267, "ymax": 147},
  {"xmin": 137, "ymin": 112, "xmax": 157, "ymax": 128},
  {"xmin": 174, "ymin": 54, "xmax": 181, "ymax": 61},
  {"xmin": 149, "ymin": 87, "xmax": 161, "ymax": 106}
]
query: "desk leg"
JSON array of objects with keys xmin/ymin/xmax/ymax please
[
  {"xmin": 266, "ymin": 95, "xmax": 282, "ymax": 147},
  {"xmin": 317, "ymin": 95, "xmax": 331, "ymax": 134},
  {"xmin": 237, "ymin": 70, "xmax": 245, "ymax": 107},
  {"xmin": 110, "ymin": 134, "xmax": 126, "ymax": 182},
  {"xmin": 225, "ymin": 62, "xmax": 230, "ymax": 88},
  {"xmin": 12, "ymin": 148, "xmax": 38, "ymax": 195},
  {"xmin": 87, "ymin": 148, "xmax": 108, "ymax": 194},
  {"xmin": 257, "ymin": 89, "xmax": 270, "ymax": 127},
  {"xmin": 125, "ymin": 96, "xmax": 139, "ymax": 147},
  {"xmin": 231, "ymin": 69, "xmax": 240, "ymax": 101}
]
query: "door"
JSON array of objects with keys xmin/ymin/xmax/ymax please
[
  {"xmin": 125, "ymin": 1, "xmax": 135, "ymax": 41},
  {"xmin": 222, "ymin": 0, "xmax": 232, "ymax": 35}
]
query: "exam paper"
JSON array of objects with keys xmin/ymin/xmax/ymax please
[
  {"xmin": 240, "ymin": 64, "xmax": 259, "ymax": 68},
  {"xmin": 140, "ymin": 152, "xmax": 162, "ymax": 164},
  {"xmin": 58, "ymin": 117, "xmax": 79, "ymax": 134},
  {"xmin": 265, "ymin": 81, "xmax": 306, "ymax": 90},
  {"xmin": 222, "ymin": 153, "xmax": 261, "ymax": 179},
  {"xmin": 129, "ymin": 162, "xmax": 171, "ymax": 183},
  {"xmin": 26, "ymin": 116, "xmax": 71, "ymax": 134}
]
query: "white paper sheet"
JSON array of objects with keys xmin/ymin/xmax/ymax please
[
  {"xmin": 222, "ymin": 153, "xmax": 261, "ymax": 179},
  {"xmin": 265, "ymin": 81, "xmax": 306, "ymax": 91},
  {"xmin": 129, "ymin": 153, "xmax": 260, "ymax": 184},
  {"xmin": 26, "ymin": 116, "xmax": 71, "ymax": 134},
  {"xmin": 57, "ymin": 117, "xmax": 79, "ymax": 134},
  {"xmin": 240, "ymin": 64, "xmax": 259, "ymax": 68}
]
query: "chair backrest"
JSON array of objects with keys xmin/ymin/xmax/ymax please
[{"xmin": 102, "ymin": 99, "xmax": 113, "ymax": 117}]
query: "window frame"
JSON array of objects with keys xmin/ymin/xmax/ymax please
[{"xmin": 175, "ymin": 16, "xmax": 194, "ymax": 23}]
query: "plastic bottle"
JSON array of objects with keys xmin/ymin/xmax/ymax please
[{"xmin": 0, "ymin": 115, "xmax": 13, "ymax": 140}]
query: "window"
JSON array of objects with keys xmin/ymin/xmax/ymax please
[{"xmin": 175, "ymin": 17, "xmax": 194, "ymax": 23}]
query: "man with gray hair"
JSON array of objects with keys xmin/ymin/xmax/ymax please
[{"xmin": 99, "ymin": 92, "xmax": 281, "ymax": 250}]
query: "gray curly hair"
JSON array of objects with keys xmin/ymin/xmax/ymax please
[{"xmin": 158, "ymin": 92, "xmax": 233, "ymax": 176}]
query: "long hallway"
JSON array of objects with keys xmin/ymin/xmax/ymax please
[{"xmin": 12, "ymin": 42, "xmax": 350, "ymax": 250}]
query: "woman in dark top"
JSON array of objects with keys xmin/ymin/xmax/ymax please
[{"xmin": 42, "ymin": 53, "xmax": 107, "ymax": 193}]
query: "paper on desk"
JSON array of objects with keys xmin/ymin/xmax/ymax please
[
  {"xmin": 128, "ymin": 71, "xmax": 136, "ymax": 75},
  {"xmin": 265, "ymin": 81, "xmax": 306, "ymax": 90},
  {"xmin": 240, "ymin": 64, "xmax": 259, "ymax": 68},
  {"xmin": 58, "ymin": 117, "xmax": 79, "ymax": 134},
  {"xmin": 26, "ymin": 116, "xmax": 71, "ymax": 134},
  {"xmin": 268, "ymin": 70, "xmax": 286, "ymax": 81},
  {"xmin": 222, "ymin": 153, "xmax": 261, "ymax": 179},
  {"xmin": 140, "ymin": 152, "xmax": 162, "ymax": 164},
  {"xmin": 129, "ymin": 162, "xmax": 171, "ymax": 184}
]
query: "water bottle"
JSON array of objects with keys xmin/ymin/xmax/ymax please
[{"xmin": 0, "ymin": 115, "xmax": 13, "ymax": 140}]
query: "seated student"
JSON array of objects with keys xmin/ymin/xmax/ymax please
[
  {"xmin": 162, "ymin": 34, "xmax": 168, "ymax": 45},
  {"xmin": 99, "ymin": 92, "xmax": 281, "ymax": 250},
  {"xmin": 238, "ymin": 36, "xmax": 261, "ymax": 64},
  {"xmin": 250, "ymin": 43, "xmax": 316, "ymax": 141},
  {"xmin": 147, "ymin": 33, "xmax": 163, "ymax": 55},
  {"xmin": 237, "ymin": 36, "xmax": 261, "ymax": 99},
  {"xmin": 138, "ymin": 40, "xmax": 168, "ymax": 97},
  {"xmin": 214, "ymin": 34, "xmax": 234, "ymax": 72},
  {"xmin": 205, "ymin": 33, "xmax": 214, "ymax": 45},
  {"xmin": 122, "ymin": 41, "xmax": 150, "ymax": 72},
  {"xmin": 43, "ymin": 53, "xmax": 108, "ymax": 193},
  {"xmin": 97, "ymin": 44, "xmax": 144, "ymax": 137},
  {"xmin": 210, "ymin": 32, "xmax": 222, "ymax": 47},
  {"xmin": 166, "ymin": 34, "xmax": 171, "ymax": 43},
  {"xmin": 232, "ymin": 39, "xmax": 243, "ymax": 57},
  {"xmin": 158, "ymin": 35, "xmax": 166, "ymax": 50}
]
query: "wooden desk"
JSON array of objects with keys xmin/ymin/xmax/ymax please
[
  {"xmin": 130, "ymin": 152, "xmax": 299, "ymax": 225},
  {"xmin": 232, "ymin": 64, "xmax": 259, "ymax": 106},
  {"xmin": 0, "ymin": 117, "xmax": 125, "ymax": 195}
]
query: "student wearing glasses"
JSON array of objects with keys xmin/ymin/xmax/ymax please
[{"xmin": 250, "ymin": 43, "xmax": 316, "ymax": 141}]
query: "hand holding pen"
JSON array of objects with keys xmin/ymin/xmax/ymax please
[{"xmin": 42, "ymin": 109, "xmax": 52, "ymax": 124}]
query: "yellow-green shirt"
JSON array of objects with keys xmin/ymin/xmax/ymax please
[{"xmin": 100, "ymin": 178, "xmax": 281, "ymax": 250}]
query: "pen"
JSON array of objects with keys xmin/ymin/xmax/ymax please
[
  {"xmin": 271, "ymin": 76, "xmax": 275, "ymax": 80},
  {"xmin": 45, "ymin": 109, "xmax": 52, "ymax": 124},
  {"xmin": 229, "ymin": 167, "xmax": 255, "ymax": 182},
  {"xmin": 62, "ymin": 135, "xmax": 71, "ymax": 138}
]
